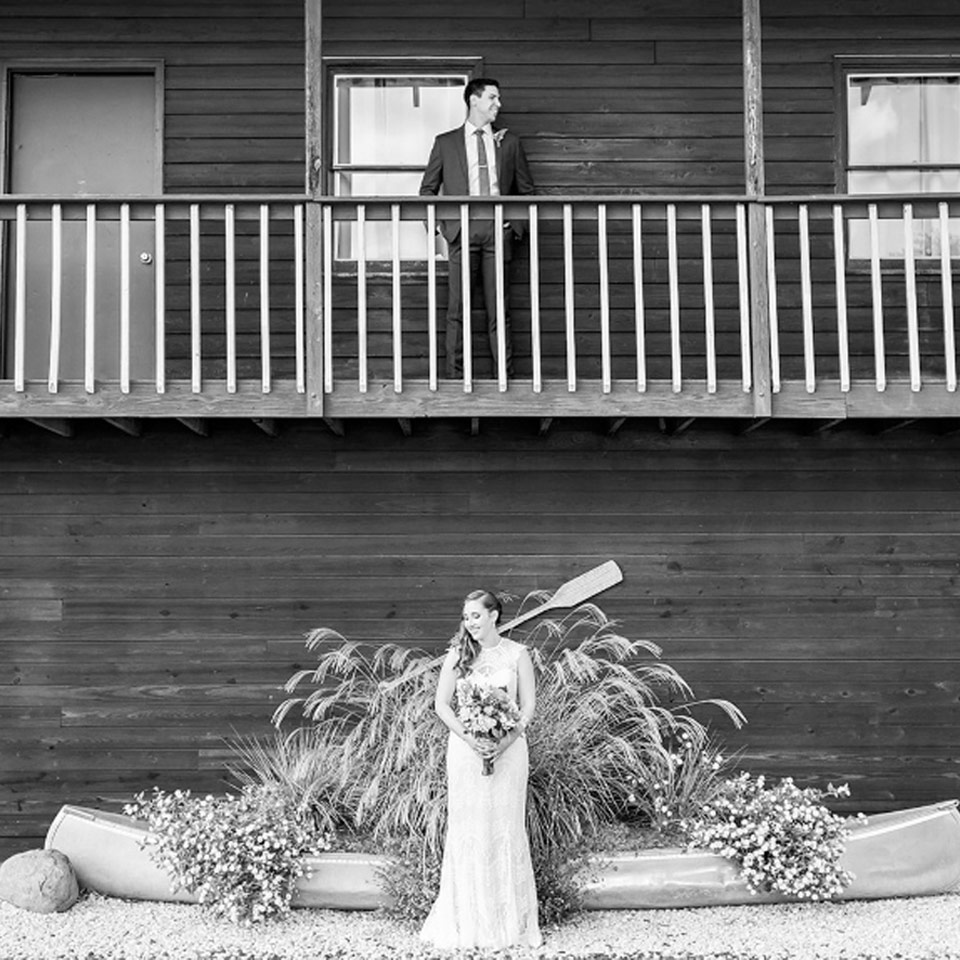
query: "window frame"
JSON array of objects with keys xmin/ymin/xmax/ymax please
[
  {"xmin": 835, "ymin": 55, "xmax": 960, "ymax": 270},
  {"xmin": 322, "ymin": 57, "xmax": 481, "ymax": 273}
]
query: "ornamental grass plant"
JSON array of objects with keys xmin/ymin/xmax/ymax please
[{"xmin": 269, "ymin": 601, "xmax": 745, "ymax": 923}]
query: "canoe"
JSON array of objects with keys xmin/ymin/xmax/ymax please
[
  {"xmin": 45, "ymin": 799, "xmax": 960, "ymax": 911},
  {"xmin": 44, "ymin": 805, "xmax": 391, "ymax": 910},
  {"xmin": 580, "ymin": 799, "xmax": 960, "ymax": 909}
]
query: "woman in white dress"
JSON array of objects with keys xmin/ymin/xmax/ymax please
[{"xmin": 420, "ymin": 590, "xmax": 542, "ymax": 949}]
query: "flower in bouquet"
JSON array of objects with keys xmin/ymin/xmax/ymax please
[{"xmin": 455, "ymin": 676, "xmax": 521, "ymax": 775}]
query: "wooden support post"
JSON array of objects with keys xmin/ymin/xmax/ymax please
[
  {"xmin": 739, "ymin": 417, "xmax": 769, "ymax": 435},
  {"xmin": 470, "ymin": 417, "xmax": 480, "ymax": 436},
  {"xmin": 27, "ymin": 418, "xmax": 73, "ymax": 438},
  {"xmin": 104, "ymin": 418, "xmax": 142, "ymax": 437},
  {"xmin": 743, "ymin": 0, "xmax": 772, "ymax": 419},
  {"xmin": 878, "ymin": 418, "xmax": 918, "ymax": 436},
  {"xmin": 810, "ymin": 418, "xmax": 845, "ymax": 435},
  {"xmin": 252, "ymin": 418, "xmax": 280, "ymax": 437},
  {"xmin": 305, "ymin": 0, "xmax": 324, "ymax": 416},
  {"xmin": 177, "ymin": 418, "xmax": 209, "ymax": 437}
]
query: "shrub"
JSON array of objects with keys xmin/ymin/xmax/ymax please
[
  {"xmin": 223, "ymin": 727, "xmax": 342, "ymax": 837},
  {"xmin": 125, "ymin": 784, "xmax": 333, "ymax": 924},
  {"xmin": 624, "ymin": 734, "xmax": 732, "ymax": 838},
  {"xmin": 274, "ymin": 602, "xmax": 744, "ymax": 925},
  {"xmin": 681, "ymin": 772, "xmax": 857, "ymax": 901}
]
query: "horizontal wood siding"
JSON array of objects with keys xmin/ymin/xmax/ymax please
[
  {"xmin": 3, "ymin": 1, "xmax": 960, "ymax": 386},
  {"xmin": 2, "ymin": 419, "xmax": 960, "ymax": 856}
]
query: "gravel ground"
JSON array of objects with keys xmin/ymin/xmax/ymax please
[{"xmin": 2, "ymin": 892, "xmax": 960, "ymax": 960}]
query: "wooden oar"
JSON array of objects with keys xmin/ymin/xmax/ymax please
[{"xmin": 499, "ymin": 560, "xmax": 623, "ymax": 633}]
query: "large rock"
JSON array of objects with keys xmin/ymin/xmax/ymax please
[{"xmin": 0, "ymin": 849, "xmax": 79, "ymax": 913}]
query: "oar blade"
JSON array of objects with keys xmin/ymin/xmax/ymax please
[{"xmin": 547, "ymin": 560, "xmax": 623, "ymax": 609}]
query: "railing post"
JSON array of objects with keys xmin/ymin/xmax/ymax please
[
  {"xmin": 743, "ymin": 0, "xmax": 772, "ymax": 417},
  {"xmin": 305, "ymin": 0, "xmax": 324, "ymax": 414}
]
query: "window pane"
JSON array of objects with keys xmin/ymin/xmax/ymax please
[
  {"xmin": 848, "ymin": 74, "xmax": 960, "ymax": 166},
  {"xmin": 848, "ymin": 169, "xmax": 960, "ymax": 259},
  {"xmin": 334, "ymin": 172, "xmax": 438, "ymax": 260},
  {"xmin": 335, "ymin": 75, "xmax": 466, "ymax": 166}
]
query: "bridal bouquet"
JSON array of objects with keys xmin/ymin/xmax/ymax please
[{"xmin": 455, "ymin": 677, "xmax": 522, "ymax": 776}]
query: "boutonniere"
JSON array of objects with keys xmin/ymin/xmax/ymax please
[{"xmin": 493, "ymin": 128, "xmax": 508, "ymax": 148}]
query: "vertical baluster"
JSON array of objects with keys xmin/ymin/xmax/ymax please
[
  {"xmin": 903, "ymin": 204, "xmax": 921, "ymax": 392},
  {"xmin": 939, "ymin": 202, "xmax": 956, "ymax": 392},
  {"xmin": 736, "ymin": 204, "xmax": 752, "ymax": 393},
  {"xmin": 391, "ymin": 203, "xmax": 402, "ymax": 393},
  {"xmin": 427, "ymin": 204, "xmax": 438, "ymax": 390},
  {"xmin": 598, "ymin": 203, "xmax": 611, "ymax": 394},
  {"xmin": 799, "ymin": 204, "xmax": 815, "ymax": 393},
  {"xmin": 155, "ymin": 204, "xmax": 166, "ymax": 394},
  {"xmin": 357, "ymin": 205, "xmax": 368, "ymax": 392},
  {"xmin": 667, "ymin": 203, "xmax": 681, "ymax": 393},
  {"xmin": 564, "ymin": 203, "xmax": 576, "ymax": 391},
  {"xmin": 48, "ymin": 203, "xmax": 62, "ymax": 393},
  {"xmin": 323, "ymin": 205, "xmax": 333, "ymax": 394},
  {"xmin": 701, "ymin": 204, "xmax": 717, "ymax": 394},
  {"xmin": 632, "ymin": 204, "xmax": 646, "ymax": 393},
  {"xmin": 225, "ymin": 203, "xmax": 237, "ymax": 394},
  {"xmin": 529, "ymin": 203, "xmax": 542, "ymax": 393},
  {"xmin": 460, "ymin": 203, "xmax": 472, "ymax": 392},
  {"xmin": 494, "ymin": 204, "xmax": 508, "ymax": 391},
  {"xmin": 260, "ymin": 204, "xmax": 271, "ymax": 393},
  {"xmin": 868, "ymin": 203, "xmax": 886, "ymax": 392},
  {"xmin": 190, "ymin": 203, "xmax": 202, "ymax": 393},
  {"xmin": 14, "ymin": 204, "xmax": 27, "ymax": 392},
  {"xmin": 832, "ymin": 204, "xmax": 850, "ymax": 393},
  {"xmin": 120, "ymin": 203, "xmax": 131, "ymax": 394},
  {"xmin": 84, "ymin": 204, "xmax": 97, "ymax": 393},
  {"xmin": 765, "ymin": 205, "xmax": 781, "ymax": 393},
  {"xmin": 294, "ymin": 203, "xmax": 306, "ymax": 394}
]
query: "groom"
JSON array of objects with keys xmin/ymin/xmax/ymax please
[{"xmin": 419, "ymin": 78, "xmax": 536, "ymax": 379}]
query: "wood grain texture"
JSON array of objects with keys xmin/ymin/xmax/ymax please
[{"xmin": 1, "ymin": 418, "xmax": 959, "ymax": 852}]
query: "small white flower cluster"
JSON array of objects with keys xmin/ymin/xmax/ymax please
[
  {"xmin": 626, "ymin": 734, "xmax": 727, "ymax": 834},
  {"xmin": 683, "ymin": 772, "xmax": 857, "ymax": 901},
  {"xmin": 124, "ymin": 783, "xmax": 333, "ymax": 925}
]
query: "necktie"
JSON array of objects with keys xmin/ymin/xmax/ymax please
[{"xmin": 475, "ymin": 129, "xmax": 491, "ymax": 196}]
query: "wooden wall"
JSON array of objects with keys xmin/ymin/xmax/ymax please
[
  {"xmin": 2, "ymin": 417, "xmax": 960, "ymax": 858},
  {"xmin": 2, "ymin": 1, "xmax": 959, "ymax": 383}
]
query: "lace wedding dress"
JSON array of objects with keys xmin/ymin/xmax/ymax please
[{"xmin": 420, "ymin": 636, "xmax": 542, "ymax": 949}]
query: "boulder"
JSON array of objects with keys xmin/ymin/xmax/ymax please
[{"xmin": 0, "ymin": 849, "xmax": 79, "ymax": 913}]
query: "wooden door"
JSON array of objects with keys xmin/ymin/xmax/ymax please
[{"xmin": 5, "ymin": 71, "xmax": 159, "ymax": 383}]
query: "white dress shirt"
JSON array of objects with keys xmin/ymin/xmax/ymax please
[{"xmin": 464, "ymin": 121, "xmax": 500, "ymax": 196}]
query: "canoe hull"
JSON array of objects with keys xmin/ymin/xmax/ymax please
[
  {"xmin": 45, "ymin": 800, "xmax": 960, "ymax": 911},
  {"xmin": 580, "ymin": 800, "xmax": 960, "ymax": 909},
  {"xmin": 44, "ymin": 805, "xmax": 391, "ymax": 910}
]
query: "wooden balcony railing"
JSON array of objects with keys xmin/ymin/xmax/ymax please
[{"xmin": 1, "ymin": 194, "xmax": 958, "ymax": 421}]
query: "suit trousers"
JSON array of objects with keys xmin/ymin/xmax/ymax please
[{"xmin": 445, "ymin": 223, "xmax": 514, "ymax": 379}]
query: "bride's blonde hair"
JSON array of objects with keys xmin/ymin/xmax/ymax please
[{"xmin": 451, "ymin": 589, "xmax": 502, "ymax": 677}]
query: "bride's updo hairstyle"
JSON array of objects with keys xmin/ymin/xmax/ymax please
[{"xmin": 452, "ymin": 589, "xmax": 502, "ymax": 678}]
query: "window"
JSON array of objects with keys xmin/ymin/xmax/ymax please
[
  {"xmin": 845, "ymin": 70, "xmax": 960, "ymax": 259},
  {"xmin": 331, "ymin": 71, "xmax": 470, "ymax": 261}
]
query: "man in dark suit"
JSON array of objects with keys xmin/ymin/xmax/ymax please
[{"xmin": 419, "ymin": 78, "xmax": 535, "ymax": 379}]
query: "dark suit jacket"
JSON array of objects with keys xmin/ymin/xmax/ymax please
[{"xmin": 419, "ymin": 125, "xmax": 535, "ymax": 243}]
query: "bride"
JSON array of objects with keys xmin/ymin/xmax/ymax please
[{"xmin": 420, "ymin": 589, "xmax": 542, "ymax": 949}]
